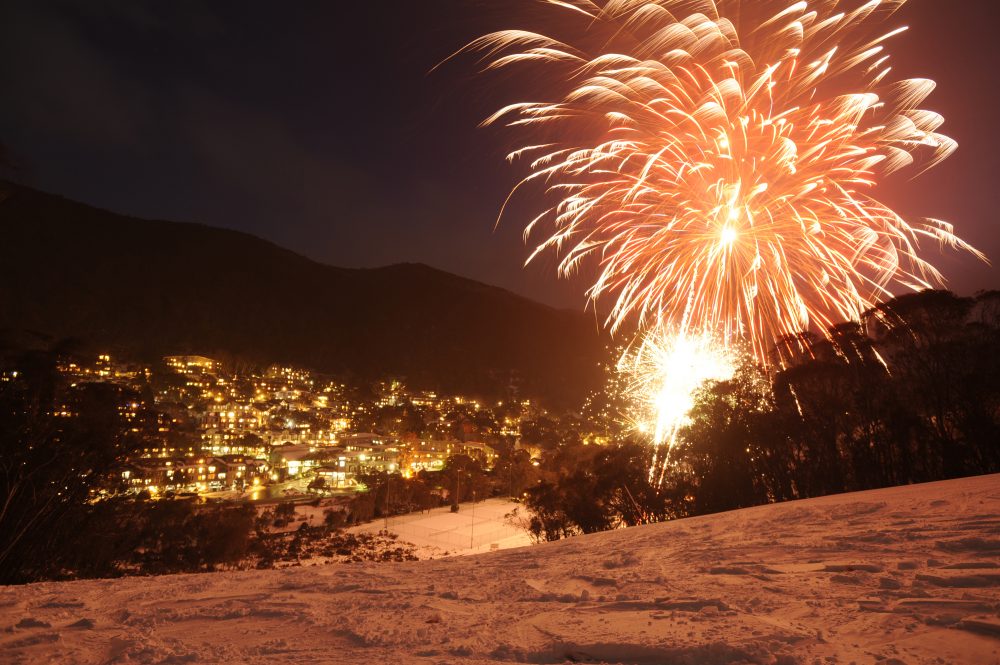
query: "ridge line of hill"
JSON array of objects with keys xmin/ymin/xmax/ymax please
[{"xmin": 0, "ymin": 181, "xmax": 606, "ymax": 404}]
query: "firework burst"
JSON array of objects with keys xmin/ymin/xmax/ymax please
[
  {"xmin": 456, "ymin": 0, "xmax": 981, "ymax": 361},
  {"xmin": 620, "ymin": 328, "xmax": 735, "ymax": 474}
]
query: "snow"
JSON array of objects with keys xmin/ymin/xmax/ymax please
[
  {"xmin": 2, "ymin": 474, "xmax": 1000, "ymax": 664},
  {"xmin": 347, "ymin": 498, "xmax": 533, "ymax": 557}
]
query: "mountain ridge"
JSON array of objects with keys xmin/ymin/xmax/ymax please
[{"xmin": 0, "ymin": 181, "xmax": 606, "ymax": 404}]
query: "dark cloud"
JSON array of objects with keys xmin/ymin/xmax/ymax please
[{"xmin": 0, "ymin": 3, "xmax": 149, "ymax": 148}]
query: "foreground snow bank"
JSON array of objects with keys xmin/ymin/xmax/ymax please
[{"xmin": 2, "ymin": 475, "xmax": 999, "ymax": 664}]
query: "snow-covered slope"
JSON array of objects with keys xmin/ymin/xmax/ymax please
[
  {"xmin": 2, "ymin": 475, "xmax": 999, "ymax": 664},
  {"xmin": 347, "ymin": 498, "xmax": 533, "ymax": 557}
]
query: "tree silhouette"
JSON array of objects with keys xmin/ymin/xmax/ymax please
[
  {"xmin": 0, "ymin": 346, "xmax": 150, "ymax": 583},
  {"xmin": 532, "ymin": 290, "xmax": 1000, "ymax": 541}
]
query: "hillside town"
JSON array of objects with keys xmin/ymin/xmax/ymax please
[{"xmin": 55, "ymin": 353, "xmax": 537, "ymax": 500}]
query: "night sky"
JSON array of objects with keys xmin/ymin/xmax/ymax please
[{"xmin": 2, "ymin": 0, "xmax": 997, "ymax": 310}]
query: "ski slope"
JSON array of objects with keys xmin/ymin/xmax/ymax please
[{"xmin": 2, "ymin": 474, "xmax": 999, "ymax": 664}]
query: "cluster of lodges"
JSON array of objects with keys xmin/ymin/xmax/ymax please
[
  {"xmin": 122, "ymin": 432, "xmax": 497, "ymax": 495},
  {"xmin": 121, "ymin": 454, "xmax": 268, "ymax": 495},
  {"xmin": 57, "ymin": 354, "xmax": 505, "ymax": 498}
]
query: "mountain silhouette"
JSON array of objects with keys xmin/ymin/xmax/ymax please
[{"xmin": 0, "ymin": 182, "xmax": 606, "ymax": 405}]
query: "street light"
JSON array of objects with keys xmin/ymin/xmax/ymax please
[{"xmin": 384, "ymin": 473, "xmax": 391, "ymax": 531}]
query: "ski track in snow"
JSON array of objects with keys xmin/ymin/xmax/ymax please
[{"xmin": 2, "ymin": 474, "xmax": 999, "ymax": 664}]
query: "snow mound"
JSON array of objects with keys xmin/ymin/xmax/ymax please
[{"xmin": 3, "ymin": 474, "xmax": 1000, "ymax": 664}]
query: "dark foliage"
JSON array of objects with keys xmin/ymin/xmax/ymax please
[
  {"xmin": 440, "ymin": 454, "xmax": 492, "ymax": 505},
  {"xmin": 524, "ymin": 290, "xmax": 1000, "ymax": 540},
  {"xmin": 671, "ymin": 290, "xmax": 1000, "ymax": 515},
  {"xmin": 0, "ymin": 345, "xmax": 153, "ymax": 583},
  {"xmin": 522, "ymin": 442, "xmax": 680, "ymax": 541}
]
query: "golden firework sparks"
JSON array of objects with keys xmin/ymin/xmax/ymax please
[
  {"xmin": 456, "ymin": 0, "xmax": 983, "ymax": 361},
  {"xmin": 621, "ymin": 327, "xmax": 735, "ymax": 463}
]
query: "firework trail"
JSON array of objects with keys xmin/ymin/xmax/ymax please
[{"xmin": 454, "ymin": 0, "xmax": 981, "ymax": 362}]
